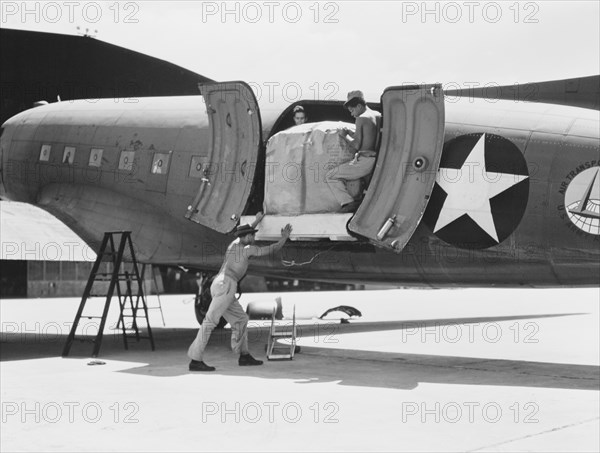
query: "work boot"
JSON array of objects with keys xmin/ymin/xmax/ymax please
[
  {"xmin": 239, "ymin": 353, "xmax": 263, "ymax": 366},
  {"xmin": 189, "ymin": 360, "xmax": 215, "ymax": 372}
]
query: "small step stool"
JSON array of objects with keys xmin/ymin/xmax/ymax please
[{"xmin": 266, "ymin": 305, "xmax": 297, "ymax": 360}]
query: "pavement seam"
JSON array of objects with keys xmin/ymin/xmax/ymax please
[{"xmin": 468, "ymin": 416, "xmax": 600, "ymax": 452}]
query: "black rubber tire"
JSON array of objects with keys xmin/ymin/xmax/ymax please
[{"xmin": 194, "ymin": 274, "xmax": 227, "ymax": 329}]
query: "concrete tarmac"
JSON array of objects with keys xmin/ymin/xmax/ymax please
[{"xmin": 1, "ymin": 288, "xmax": 599, "ymax": 452}]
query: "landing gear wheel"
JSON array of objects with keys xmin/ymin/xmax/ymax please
[{"xmin": 194, "ymin": 273, "xmax": 227, "ymax": 328}]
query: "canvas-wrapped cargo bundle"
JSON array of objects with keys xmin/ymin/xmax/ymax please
[{"xmin": 264, "ymin": 121, "xmax": 356, "ymax": 215}]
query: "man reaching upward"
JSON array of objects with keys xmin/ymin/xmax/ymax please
[{"xmin": 188, "ymin": 213, "xmax": 293, "ymax": 371}]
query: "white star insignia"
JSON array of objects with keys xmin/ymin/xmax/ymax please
[{"xmin": 434, "ymin": 134, "xmax": 528, "ymax": 243}]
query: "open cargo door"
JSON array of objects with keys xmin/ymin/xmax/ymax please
[
  {"xmin": 185, "ymin": 81, "xmax": 261, "ymax": 232},
  {"xmin": 348, "ymin": 84, "xmax": 445, "ymax": 252}
]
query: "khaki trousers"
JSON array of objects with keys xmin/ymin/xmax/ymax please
[
  {"xmin": 326, "ymin": 156, "xmax": 375, "ymax": 206},
  {"xmin": 187, "ymin": 275, "xmax": 249, "ymax": 361}
]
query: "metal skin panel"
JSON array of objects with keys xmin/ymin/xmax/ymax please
[
  {"xmin": 349, "ymin": 84, "xmax": 445, "ymax": 252},
  {"xmin": 34, "ymin": 182, "xmax": 223, "ymax": 268},
  {"xmin": 186, "ymin": 82, "xmax": 261, "ymax": 233}
]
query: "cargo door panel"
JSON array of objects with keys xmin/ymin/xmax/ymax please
[
  {"xmin": 348, "ymin": 84, "xmax": 445, "ymax": 252},
  {"xmin": 185, "ymin": 81, "xmax": 261, "ymax": 232}
]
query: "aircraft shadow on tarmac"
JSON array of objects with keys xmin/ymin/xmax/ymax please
[{"xmin": 2, "ymin": 313, "xmax": 598, "ymax": 391}]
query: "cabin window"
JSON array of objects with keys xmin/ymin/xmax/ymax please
[
  {"xmin": 39, "ymin": 144, "xmax": 51, "ymax": 161},
  {"xmin": 118, "ymin": 151, "xmax": 135, "ymax": 171},
  {"xmin": 62, "ymin": 146, "xmax": 75, "ymax": 165},
  {"xmin": 88, "ymin": 148, "xmax": 103, "ymax": 167},
  {"xmin": 151, "ymin": 152, "xmax": 170, "ymax": 175}
]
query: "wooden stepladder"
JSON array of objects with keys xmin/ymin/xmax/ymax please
[
  {"xmin": 62, "ymin": 231, "xmax": 155, "ymax": 357},
  {"xmin": 266, "ymin": 305, "xmax": 297, "ymax": 360}
]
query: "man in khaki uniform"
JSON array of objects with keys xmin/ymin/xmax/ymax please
[{"xmin": 188, "ymin": 213, "xmax": 292, "ymax": 371}]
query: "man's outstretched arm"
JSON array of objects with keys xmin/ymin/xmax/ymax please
[
  {"xmin": 250, "ymin": 212, "xmax": 265, "ymax": 229},
  {"xmin": 248, "ymin": 224, "xmax": 293, "ymax": 258}
]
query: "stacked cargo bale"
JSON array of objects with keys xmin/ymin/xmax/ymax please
[{"xmin": 264, "ymin": 121, "xmax": 355, "ymax": 215}]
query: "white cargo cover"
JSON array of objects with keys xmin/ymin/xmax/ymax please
[{"xmin": 264, "ymin": 121, "xmax": 356, "ymax": 215}]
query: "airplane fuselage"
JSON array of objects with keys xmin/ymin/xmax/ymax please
[{"xmin": 1, "ymin": 93, "xmax": 598, "ymax": 287}]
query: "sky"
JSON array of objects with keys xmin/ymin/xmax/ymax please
[{"xmin": 2, "ymin": 1, "xmax": 599, "ymax": 104}]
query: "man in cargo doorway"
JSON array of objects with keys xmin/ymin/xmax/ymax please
[
  {"xmin": 326, "ymin": 90, "xmax": 381, "ymax": 213},
  {"xmin": 188, "ymin": 213, "xmax": 293, "ymax": 371}
]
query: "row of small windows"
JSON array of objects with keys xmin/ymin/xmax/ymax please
[
  {"xmin": 38, "ymin": 144, "xmax": 213, "ymax": 179},
  {"xmin": 38, "ymin": 144, "xmax": 171, "ymax": 175}
]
